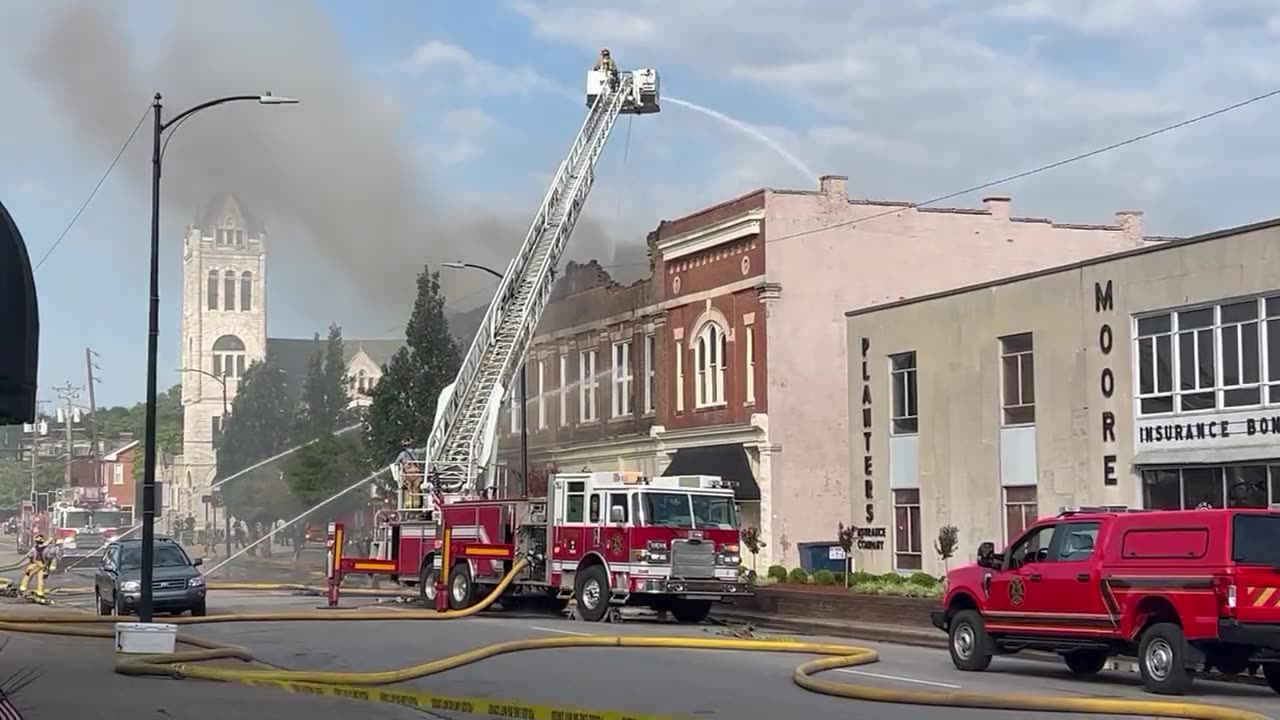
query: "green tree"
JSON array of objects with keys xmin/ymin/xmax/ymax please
[
  {"xmin": 0, "ymin": 459, "xmax": 62, "ymax": 513},
  {"xmin": 94, "ymin": 384, "xmax": 183, "ymax": 483},
  {"xmin": 216, "ymin": 358, "xmax": 298, "ymax": 552},
  {"xmin": 284, "ymin": 324, "xmax": 368, "ymax": 554},
  {"xmin": 364, "ymin": 266, "xmax": 462, "ymax": 472}
]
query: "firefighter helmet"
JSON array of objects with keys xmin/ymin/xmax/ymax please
[
  {"xmin": 601, "ymin": 48, "xmax": 610, "ymax": 57},
  {"xmin": 33, "ymin": 533, "xmax": 46, "ymax": 545}
]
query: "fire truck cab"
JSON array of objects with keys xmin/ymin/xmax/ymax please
[
  {"xmin": 50, "ymin": 496, "xmax": 131, "ymax": 567},
  {"xmin": 367, "ymin": 469, "xmax": 752, "ymax": 623}
]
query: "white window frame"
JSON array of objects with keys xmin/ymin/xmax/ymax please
[
  {"xmin": 558, "ymin": 355, "xmax": 568, "ymax": 427},
  {"xmin": 695, "ymin": 323, "xmax": 727, "ymax": 408},
  {"xmin": 892, "ymin": 488, "xmax": 922, "ymax": 571},
  {"xmin": 1134, "ymin": 294, "xmax": 1280, "ymax": 417},
  {"xmin": 745, "ymin": 326, "xmax": 755, "ymax": 405},
  {"xmin": 675, "ymin": 340, "xmax": 685, "ymax": 413},
  {"xmin": 644, "ymin": 334, "xmax": 655, "ymax": 414},
  {"xmin": 889, "ymin": 352, "xmax": 918, "ymax": 435},
  {"xmin": 612, "ymin": 340, "xmax": 633, "ymax": 418},
  {"xmin": 999, "ymin": 333, "xmax": 1035, "ymax": 426},
  {"xmin": 537, "ymin": 359, "xmax": 547, "ymax": 430},
  {"xmin": 113, "ymin": 464, "xmax": 124, "ymax": 486},
  {"xmin": 579, "ymin": 349, "xmax": 598, "ymax": 423}
]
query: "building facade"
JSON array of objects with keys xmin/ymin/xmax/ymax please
[
  {"xmin": 101, "ymin": 440, "xmax": 139, "ymax": 509},
  {"xmin": 844, "ymin": 217, "xmax": 1280, "ymax": 576},
  {"xmin": 497, "ymin": 175, "xmax": 1158, "ymax": 568},
  {"xmin": 174, "ymin": 195, "xmax": 402, "ymax": 523}
]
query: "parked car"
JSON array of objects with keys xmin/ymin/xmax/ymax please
[
  {"xmin": 95, "ymin": 536, "xmax": 206, "ymax": 617},
  {"xmin": 932, "ymin": 506, "xmax": 1280, "ymax": 696}
]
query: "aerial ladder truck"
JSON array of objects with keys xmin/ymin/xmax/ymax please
[{"xmin": 326, "ymin": 65, "xmax": 751, "ymax": 622}]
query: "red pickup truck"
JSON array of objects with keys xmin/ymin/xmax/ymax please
[{"xmin": 932, "ymin": 506, "xmax": 1280, "ymax": 696}]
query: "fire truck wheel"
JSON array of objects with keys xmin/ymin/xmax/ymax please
[
  {"xmin": 670, "ymin": 600, "xmax": 712, "ymax": 624},
  {"xmin": 447, "ymin": 563, "xmax": 474, "ymax": 610},
  {"xmin": 418, "ymin": 562, "xmax": 438, "ymax": 604},
  {"xmin": 574, "ymin": 565, "xmax": 610, "ymax": 622}
]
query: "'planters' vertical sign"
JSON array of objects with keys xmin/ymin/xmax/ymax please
[
  {"xmin": 860, "ymin": 337, "xmax": 875, "ymax": 523},
  {"xmin": 1096, "ymin": 280, "xmax": 1118, "ymax": 486}
]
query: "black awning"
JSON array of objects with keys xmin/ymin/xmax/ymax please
[
  {"xmin": 662, "ymin": 444, "xmax": 761, "ymax": 501},
  {"xmin": 0, "ymin": 198, "xmax": 38, "ymax": 424}
]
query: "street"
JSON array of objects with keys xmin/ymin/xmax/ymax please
[{"xmin": 1, "ymin": 574, "xmax": 1273, "ymax": 720}]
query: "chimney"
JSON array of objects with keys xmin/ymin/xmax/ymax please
[
  {"xmin": 819, "ymin": 175, "xmax": 848, "ymax": 200},
  {"xmin": 983, "ymin": 196, "xmax": 1011, "ymax": 221},
  {"xmin": 1115, "ymin": 210, "xmax": 1144, "ymax": 242}
]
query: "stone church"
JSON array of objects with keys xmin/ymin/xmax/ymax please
[{"xmin": 171, "ymin": 195, "xmax": 403, "ymax": 523}]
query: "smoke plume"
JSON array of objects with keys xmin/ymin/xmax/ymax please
[{"xmin": 15, "ymin": 0, "xmax": 622, "ymax": 315}]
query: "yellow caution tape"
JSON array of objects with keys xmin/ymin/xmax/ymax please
[{"xmin": 245, "ymin": 678, "xmax": 689, "ymax": 720}]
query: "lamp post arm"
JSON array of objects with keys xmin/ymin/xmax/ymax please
[{"xmin": 160, "ymin": 96, "xmax": 262, "ymax": 133}]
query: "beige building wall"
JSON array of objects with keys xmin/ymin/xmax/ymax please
[
  {"xmin": 762, "ymin": 176, "xmax": 1154, "ymax": 566},
  {"xmin": 845, "ymin": 218, "xmax": 1280, "ymax": 576}
]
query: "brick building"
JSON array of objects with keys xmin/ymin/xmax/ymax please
[
  {"xmin": 497, "ymin": 175, "xmax": 1162, "ymax": 568},
  {"xmin": 101, "ymin": 440, "xmax": 139, "ymax": 510}
]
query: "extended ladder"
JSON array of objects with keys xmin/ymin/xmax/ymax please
[{"xmin": 423, "ymin": 70, "xmax": 655, "ymax": 495}]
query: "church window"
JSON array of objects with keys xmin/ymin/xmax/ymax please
[
  {"xmin": 223, "ymin": 271, "xmax": 236, "ymax": 310},
  {"xmin": 240, "ymin": 271, "xmax": 253, "ymax": 311},
  {"xmin": 212, "ymin": 335, "xmax": 247, "ymax": 379},
  {"xmin": 207, "ymin": 270, "xmax": 219, "ymax": 310}
]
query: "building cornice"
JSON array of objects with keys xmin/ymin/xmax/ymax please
[{"xmin": 657, "ymin": 209, "xmax": 765, "ymax": 262}]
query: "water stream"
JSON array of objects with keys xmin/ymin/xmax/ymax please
[{"xmin": 665, "ymin": 96, "xmax": 814, "ymax": 180}]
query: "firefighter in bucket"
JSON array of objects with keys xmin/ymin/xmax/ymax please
[
  {"xmin": 393, "ymin": 438, "xmax": 423, "ymax": 509},
  {"xmin": 19, "ymin": 533, "xmax": 56, "ymax": 602}
]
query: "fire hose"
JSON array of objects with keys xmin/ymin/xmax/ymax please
[{"xmin": 0, "ymin": 557, "xmax": 1268, "ymax": 720}]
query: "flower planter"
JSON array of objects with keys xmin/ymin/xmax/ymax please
[{"xmin": 730, "ymin": 585, "xmax": 937, "ymax": 627}]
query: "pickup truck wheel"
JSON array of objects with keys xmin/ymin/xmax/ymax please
[
  {"xmin": 1138, "ymin": 623, "xmax": 1194, "ymax": 695},
  {"xmin": 1261, "ymin": 663, "xmax": 1280, "ymax": 694},
  {"xmin": 1063, "ymin": 649, "xmax": 1108, "ymax": 675},
  {"xmin": 948, "ymin": 610, "xmax": 993, "ymax": 671}
]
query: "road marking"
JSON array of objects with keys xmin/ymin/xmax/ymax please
[
  {"xmin": 835, "ymin": 668, "xmax": 961, "ymax": 689},
  {"xmin": 530, "ymin": 626, "xmax": 593, "ymax": 637}
]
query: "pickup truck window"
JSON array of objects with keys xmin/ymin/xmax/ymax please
[
  {"xmin": 1006, "ymin": 525, "xmax": 1056, "ymax": 570},
  {"xmin": 1056, "ymin": 521, "xmax": 1099, "ymax": 561},
  {"xmin": 1233, "ymin": 513, "xmax": 1280, "ymax": 565}
]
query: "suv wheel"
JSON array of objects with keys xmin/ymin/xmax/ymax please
[
  {"xmin": 191, "ymin": 601, "xmax": 207, "ymax": 617},
  {"xmin": 1063, "ymin": 649, "xmax": 1109, "ymax": 675},
  {"xmin": 1261, "ymin": 663, "xmax": 1280, "ymax": 695},
  {"xmin": 1138, "ymin": 623, "xmax": 1194, "ymax": 695},
  {"xmin": 948, "ymin": 610, "xmax": 993, "ymax": 671},
  {"xmin": 96, "ymin": 590, "xmax": 111, "ymax": 616}
]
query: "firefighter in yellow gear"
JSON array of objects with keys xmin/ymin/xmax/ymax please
[
  {"xmin": 19, "ymin": 533, "xmax": 54, "ymax": 599},
  {"xmin": 593, "ymin": 48, "xmax": 619, "ymax": 89}
]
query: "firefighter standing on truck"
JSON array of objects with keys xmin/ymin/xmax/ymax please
[
  {"xmin": 19, "ymin": 533, "xmax": 54, "ymax": 599},
  {"xmin": 594, "ymin": 48, "xmax": 619, "ymax": 89}
]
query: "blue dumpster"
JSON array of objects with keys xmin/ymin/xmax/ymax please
[{"xmin": 797, "ymin": 541, "xmax": 847, "ymax": 573}]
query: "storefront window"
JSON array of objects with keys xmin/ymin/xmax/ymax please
[
  {"xmin": 1142, "ymin": 465, "xmax": 1278, "ymax": 510},
  {"xmin": 1143, "ymin": 469, "xmax": 1181, "ymax": 510},
  {"xmin": 1227, "ymin": 466, "xmax": 1268, "ymax": 508}
]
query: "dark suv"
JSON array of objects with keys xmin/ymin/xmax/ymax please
[{"xmin": 95, "ymin": 537, "xmax": 207, "ymax": 617}]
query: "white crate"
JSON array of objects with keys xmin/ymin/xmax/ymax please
[{"xmin": 114, "ymin": 622, "xmax": 177, "ymax": 655}]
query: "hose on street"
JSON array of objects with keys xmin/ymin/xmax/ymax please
[{"xmin": 0, "ymin": 557, "xmax": 1268, "ymax": 720}]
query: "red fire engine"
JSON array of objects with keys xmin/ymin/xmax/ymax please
[
  {"xmin": 327, "ymin": 68, "xmax": 753, "ymax": 621},
  {"xmin": 343, "ymin": 467, "xmax": 750, "ymax": 622},
  {"xmin": 49, "ymin": 488, "xmax": 131, "ymax": 567}
]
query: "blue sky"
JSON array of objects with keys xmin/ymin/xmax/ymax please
[{"xmin": 4, "ymin": 0, "xmax": 1280, "ymax": 408}]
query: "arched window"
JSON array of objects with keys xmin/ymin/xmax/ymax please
[
  {"xmin": 212, "ymin": 335, "xmax": 247, "ymax": 379},
  {"xmin": 207, "ymin": 270, "xmax": 219, "ymax": 310},
  {"xmin": 240, "ymin": 271, "xmax": 253, "ymax": 311},
  {"xmin": 695, "ymin": 322, "xmax": 728, "ymax": 408},
  {"xmin": 223, "ymin": 271, "xmax": 236, "ymax": 311},
  {"xmin": 357, "ymin": 369, "xmax": 368, "ymax": 393}
]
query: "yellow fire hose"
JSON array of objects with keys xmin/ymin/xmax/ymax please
[{"xmin": 0, "ymin": 557, "xmax": 1268, "ymax": 720}]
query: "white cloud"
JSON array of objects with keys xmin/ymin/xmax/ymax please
[
  {"xmin": 403, "ymin": 40, "xmax": 573, "ymax": 100},
  {"xmin": 508, "ymin": 0, "xmax": 1280, "ymax": 237}
]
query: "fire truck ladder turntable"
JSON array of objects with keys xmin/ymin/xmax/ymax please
[{"xmin": 423, "ymin": 70, "xmax": 654, "ymax": 498}]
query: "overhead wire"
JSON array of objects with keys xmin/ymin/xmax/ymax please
[
  {"xmin": 33, "ymin": 103, "xmax": 152, "ymax": 272},
  {"xmin": 759, "ymin": 85, "xmax": 1280, "ymax": 249}
]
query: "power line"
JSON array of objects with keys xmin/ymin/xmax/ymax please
[
  {"xmin": 33, "ymin": 103, "xmax": 151, "ymax": 272},
  {"xmin": 761, "ymin": 85, "xmax": 1280, "ymax": 248}
]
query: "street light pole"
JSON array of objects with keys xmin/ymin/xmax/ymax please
[
  {"xmin": 442, "ymin": 262, "xmax": 528, "ymax": 495},
  {"xmin": 140, "ymin": 91, "xmax": 298, "ymax": 624}
]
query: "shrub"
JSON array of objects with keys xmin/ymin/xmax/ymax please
[
  {"xmin": 848, "ymin": 571, "xmax": 876, "ymax": 585},
  {"xmin": 831, "ymin": 571, "xmax": 846, "ymax": 586},
  {"xmin": 766, "ymin": 565, "xmax": 788, "ymax": 582},
  {"xmin": 812, "ymin": 569, "xmax": 836, "ymax": 585},
  {"xmin": 787, "ymin": 567, "xmax": 810, "ymax": 584},
  {"xmin": 877, "ymin": 572, "xmax": 906, "ymax": 585},
  {"xmin": 907, "ymin": 572, "xmax": 940, "ymax": 587}
]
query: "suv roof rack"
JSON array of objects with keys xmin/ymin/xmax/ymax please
[{"xmin": 1057, "ymin": 505, "xmax": 1157, "ymax": 517}]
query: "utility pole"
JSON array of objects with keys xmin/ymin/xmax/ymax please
[
  {"xmin": 52, "ymin": 382, "xmax": 82, "ymax": 490},
  {"xmin": 86, "ymin": 348, "xmax": 103, "ymax": 490}
]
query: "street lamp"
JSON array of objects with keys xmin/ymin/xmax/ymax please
[
  {"xmin": 177, "ymin": 367, "xmax": 228, "ymax": 417},
  {"xmin": 441, "ymin": 261, "xmax": 528, "ymax": 495},
  {"xmin": 140, "ymin": 92, "xmax": 298, "ymax": 624}
]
